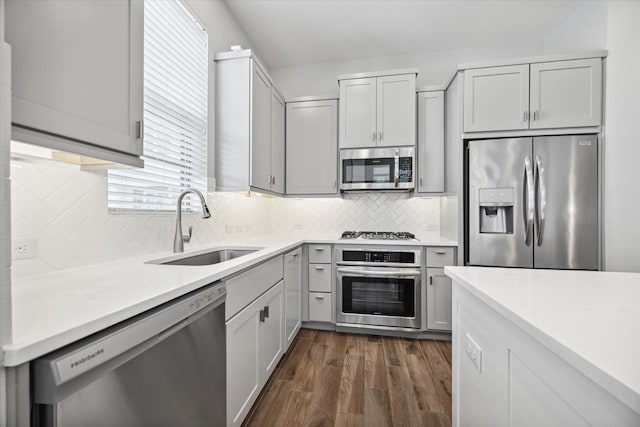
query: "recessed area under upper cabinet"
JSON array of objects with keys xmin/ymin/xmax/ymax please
[
  {"xmin": 463, "ymin": 54, "xmax": 604, "ymax": 133},
  {"xmin": 215, "ymin": 49, "xmax": 285, "ymax": 195},
  {"xmin": 338, "ymin": 70, "xmax": 417, "ymax": 148},
  {"xmin": 5, "ymin": 0, "xmax": 143, "ymax": 167},
  {"xmin": 416, "ymin": 89, "xmax": 445, "ymax": 193},
  {"xmin": 286, "ymin": 98, "xmax": 338, "ymax": 195}
]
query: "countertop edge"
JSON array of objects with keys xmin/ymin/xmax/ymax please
[{"xmin": 444, "ymin": 266, "xmax": 640, "ymax": 415}]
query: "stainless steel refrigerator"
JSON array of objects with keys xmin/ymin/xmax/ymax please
[{"xmin": 466, "ymin": 135, "xmax": 598, "ymax": 270}]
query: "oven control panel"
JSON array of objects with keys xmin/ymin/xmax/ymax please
[{"xmin": 336, "ymin": 247, "xmax": 422, "ymax": 268}]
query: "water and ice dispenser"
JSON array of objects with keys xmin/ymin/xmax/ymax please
[{"xmin": 478, "ymin": 188, "xmax": 514, "ymax": 234}]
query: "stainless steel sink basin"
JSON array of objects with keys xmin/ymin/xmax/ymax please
[{"xmin": 148, "ymin": 248, "xmax": 262, "ymax": 266}]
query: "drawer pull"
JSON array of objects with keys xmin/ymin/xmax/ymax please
[
  {"xmin": 315, "ymin": 266, "xmax": 325, "ymax": 270},
  {"xmin": 435, "ymin": 250, "xmax": 447, "ymax": 255},
  {"xmin": 315, "ymin": 295, "xmax": 325, "ymax": 300},
  {"xmin": 315, "ymin": 247, "xmax": 325, "ymax": 251}
]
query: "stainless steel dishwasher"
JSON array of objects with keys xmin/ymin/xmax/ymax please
[{"xmin": 31, "ymin": 282, "xmax": 226, "ymax": 427}]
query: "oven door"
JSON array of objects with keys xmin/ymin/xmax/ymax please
[{"xmin": 337, "ymin": 266, "xmax": 421, "ymax": 329}]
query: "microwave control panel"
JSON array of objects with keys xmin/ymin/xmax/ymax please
[{"xmin": 399, "ymin": 157, "xmax": 413, "ymax": 183}]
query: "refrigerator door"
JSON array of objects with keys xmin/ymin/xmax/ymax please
[
  {"xmin": 533, "ymin": 135, "xmax": 598, "ymax": 270},
  {"xmin": 468, "ymin": 138, "xmax": 534, "ymax": 268}
]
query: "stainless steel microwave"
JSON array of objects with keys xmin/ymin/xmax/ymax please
[{"xmin": 340, "ymin": 146, "xmax": 415, "ymax": 191}]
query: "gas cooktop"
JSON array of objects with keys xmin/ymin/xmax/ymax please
[{"xmin": 340, "ymin": 231, "xmax": 417, "ymax": 240}]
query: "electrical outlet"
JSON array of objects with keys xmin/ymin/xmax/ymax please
[
  {"xmin": 225, "ymin": 225, "xmax": 234, "ymax": 234},
  {"xmin": 245, "ymin": 224, "xmax": 252, "ymax": 232},
  {"xmin": 13, "ymin": 238, "xmax": 38, "ymax": 260},
  {"xmin": 465, "ymin": 333, "xmax": 482, "ymax": 373},
  {"xmin": 235, "ymin": 224, "xmax": 244, "ymax": 233}
]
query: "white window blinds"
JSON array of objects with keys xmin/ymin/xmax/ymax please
[{"xmin": 108, "ymin": 0, "xmax": 208, "ymax": 212}]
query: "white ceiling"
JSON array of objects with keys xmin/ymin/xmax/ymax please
[{"xmin": 224, "ymin": 0, "xmax": 585, "ymax": 69}]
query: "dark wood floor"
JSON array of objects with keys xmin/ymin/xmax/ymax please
[{"xmin": 242, "ymin": 329, "xmax": 452, "ymax": 427}]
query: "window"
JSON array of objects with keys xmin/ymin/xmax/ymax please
[{"xmin": 108, "ymin": 0, "xmax": 208, "ymax": 212}]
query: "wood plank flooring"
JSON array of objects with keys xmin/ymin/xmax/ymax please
[{"xmin": 242, "ymin": 329, "xmax": 452, "ymax": 427}]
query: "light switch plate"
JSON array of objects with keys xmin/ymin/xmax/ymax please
[{"xmin": 465, "ymin": 332, "xmax": 482, "ymax": 373}]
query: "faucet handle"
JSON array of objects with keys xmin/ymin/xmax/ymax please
[{"xmin": 183, "ymin": 226, "xmax": 193, "ymax": 243}]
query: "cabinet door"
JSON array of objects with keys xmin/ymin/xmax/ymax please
[
  {"xmin": 417, "ymin": 91, "xmax": 445, "ymax": 193},
  {"xmin": 530, "ymin": 58, "xmax": 602, "ymax": 129},
  {"xmin": 250, "ymin": 61, "xmax": 272, "ymax": 191},
  {"xmin": 339, "ymin": 78, "xmax": 377, "ymax": 148},
  {"xmin": 270, "ymin": 89, "xmax": 286, "ymax": 194},
  {"xmin": 6, "ymin": 0, "xmax": 143, "ymax": 157},
  {"xmin": 286, "ymin": 100, "xmax": 338, "ymax": 195},
  {"xmin": 284, "ymin": 249, "xmax": 302, "ymax": 351},
  {"xmin": 376, "ymin": 74, "xmax": 416, "ymax": 147},
  {"xmin": 258, "ymin": 281, "xmax": 285, "ymax": 387},
  {"xmin": 463, "ymin": 65, "xmax": 530, "ymax": 132},
  {"xmin": 226, "ymin": 299, "xmax": 260, "ymax": 427},
  {"xmin": 426, "ymin": 267, "xmax": 452, "ymax": 331}
]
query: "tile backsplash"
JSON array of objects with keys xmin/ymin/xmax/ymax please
[{"xmin": 10, "ymin": 156, "xmax": 441, "ymax": 277}]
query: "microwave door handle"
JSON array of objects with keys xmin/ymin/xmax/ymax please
[{"xmin": 394, "ymin": 156, "xmax": 400, "ymax": 187}]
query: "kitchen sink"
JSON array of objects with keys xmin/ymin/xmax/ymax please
[{"xmin": 148, "ymin": 248, "xmax": 262, "ymax": 266}]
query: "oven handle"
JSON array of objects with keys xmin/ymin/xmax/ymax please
[{"xmin": 337, "ymin": 267, "xmax": 421, "ymax": 278}]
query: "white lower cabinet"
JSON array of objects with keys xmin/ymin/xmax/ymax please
[
  {"xmin": 226, "ymin": 280, "xmax": 284, "ymax": 427},
  {"xmin": 309, "ymin": 292, "xmax": 332, "ymax": 322},
  {"xmin": 426, "ymin": 267, "xmax": 452, "ymax": 331},
  {"xmin": 284, "ymin": 248, "xmax": 302, "ymax": 351}
]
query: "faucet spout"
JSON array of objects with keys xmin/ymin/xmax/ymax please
[{"xmin": 173, "ymin": 189, "xmax": 211, "ymax": 253}]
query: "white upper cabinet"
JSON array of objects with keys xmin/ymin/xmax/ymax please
[
  {"xmin": 339, "ymin": 78, "xmax": 377, "ymax": 148},
  {"xmin": 251, "ymin": 64, "xmax": 272, "ymax": 192},
  {"xmin": 339, "ymin": 71, "xmax": 416, "ymax": 148},
  {"xmin": 286, "ymin": 99, "xmax": 338, "ymax": 195},
  {"xmin": 376, "ymin": 74, "xmax": 417, "ymax": 147},
  {"xmin": 463, "ymin": 55, "xmax": 603, "ymax": 133},
  {"xmin": 417, "ymin": 90, "xmax": 445, "ymax": 193},
  {"xmin": 464, "ymin": 64, "xmax": 530, "ymax": 133},
  {"xmin": 215, "ymin": 50, "xmax": 285, "ymax": 195},
  {"xmin": 529, "ymin": 58, "xmax": 602, "ymax": 129},
  {"xmin": 5, "ymin": 0, "xmax": 143, "ymax": 166},
  {"xmin": 270, "ymin": 89, "xmax": 286, "ymax": 194}
]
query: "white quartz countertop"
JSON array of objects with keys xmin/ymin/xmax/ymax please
[
  {"xmin": 445, "ymin": 266, "xmax": 640, "ymax": 413},
  {"xmin": 4, "ymin": 235, "xmax": 456, "ymax": 366}
]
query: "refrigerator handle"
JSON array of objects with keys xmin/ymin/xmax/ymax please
[
  {"xmin": 535, "ymin": 155, "xmax": 547, "ymax": 246},
  {"xmin": 523, "ymin": 156, "xmax": 535, "ymax": 246}
]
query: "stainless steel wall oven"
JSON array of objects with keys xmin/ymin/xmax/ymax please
[{"xmin": 336, "ymin": 246, "xmax": 421, "ymax": 330}]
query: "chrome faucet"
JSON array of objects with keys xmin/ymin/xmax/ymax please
[{"xmin": 173, "ymin": 189, "xmax": 211, "ymax": 253}]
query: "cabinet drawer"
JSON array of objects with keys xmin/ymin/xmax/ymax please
[
  {"xmin": 426, "ymin": 247, "xmax": 455, "ymax": 267},
  {"xmin": 308, "ymin": 292, "xmax": 332, "ymax": 322},
  {"xmin": 226, "ymin": 255, "xmax": 284, "ymax": 320},
  {"xmin": 308, "ymin": 244, "xmax": 332, "ymax": 263},
  {"xmin": 309, "ymin": 264, "xmax": 332, "ymax": 292}
]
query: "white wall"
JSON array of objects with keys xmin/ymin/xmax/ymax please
[
  {"xmin": 543, "ymin": 1, "xmax": 608, "ymax": 54},
  {"xmin": 270, "ymin": 43, "xmax": 544, "ymax": 99},
  {"xmin": 603, "ymin": 1, "xmax": 640, "ymax": 272}
]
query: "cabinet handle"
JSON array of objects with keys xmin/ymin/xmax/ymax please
[
  {"xmin": 533, "ymin": 111, "xmax": 538, "ymax": 121},
  {"xmin": 315, "ymin": 247, "xmax": 324, "ymax": 251},
  {"xmin": 272, "ymin": 176, "xmax": 276, "ymax": 184},
  {"xmin": 420, "ymin": 178, "xmax": 423, "ymax": 187},
  {"xmin": 135, "ymin": 120, "xmax": 143, "ymax": 139},
  {"xmin": 315, "ymin": 295, "xmax": 325, "ymax": 300},
  {"xmin": 315, "ymin": 266, "xmax": 324, "ymax": 270},
  {"xmin": 523, "ymin": 111, "xmax": 529, "ymax": 122},
  {"xmin": 333, "ymin": 180, "xmax": 337, "ymax": 189},
  {"xmin": 378, "ymin": 131, "xmax": 383, "ymax": 141},
  {"xmin": 259, "ymin": 309, "xmax": 266, "ymax": 322},
  {"xmin": 372, "ymin": 132, "xmax": 376, "ymax": 142},
  {"xmin": 435, "ymin": 250, "xmax": 446, "ymax": 255},
  {"xmin": 292, "ymin": 252, "xmax": 300, "ymax": 257},
  {"xmin": 264, "ymin": 305, "xmax": 269, "ymax": 319},
  {"xmin": 430, "ymin": 276, "xmax": 433, "ymax": 285}
]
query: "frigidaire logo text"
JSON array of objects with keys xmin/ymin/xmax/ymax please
[{"xmin": 70, "ymin": 348, "xmax": 104, "ymax": 369}]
